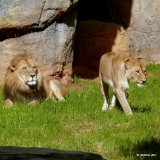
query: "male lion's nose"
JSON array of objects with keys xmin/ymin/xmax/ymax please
[
  {"xmin": 30, "ymin": 75, "xmax": 35, "ymax": 78},
  {"xmin": 29, "ymin": 75, "xmax": 36, "ymax": 81}
]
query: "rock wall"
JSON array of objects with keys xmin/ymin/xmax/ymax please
[
  {"xmin": 97, "ymin": 0, "xmax": 160, "ymax": 63},
  {"xmin": 1, "ymin": 0, "xmax": 160, "ymax": 83},
  {"xmin": 0, "ymin": 0, "xmax": 78, "ymax": 84},
  {"xmin": 126, "ymin": 0, "xmax": 160, "ymax": 63},
  {"xmin": 74, "ymin": 20, "xmax": 129, "ymax": 78},
  {"xmin": 76, "ymin": 0, "xmax": 160, "ymax": 69}
]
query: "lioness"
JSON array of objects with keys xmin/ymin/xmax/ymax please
[
  {"xmin": 4, "ymin": 53, "xmax": 67, "ymax": 107},
  {"xmin": 99, "ymin": 52, "xmax": 147, "ymax": 115}
]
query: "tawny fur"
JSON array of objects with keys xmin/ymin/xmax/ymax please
[
  {"xmin": 4, "ymin": 53, "xmax": 67, "ymax": 107},
  {"xmin": 99, "ymin": 52, "xmax": 147, "ymax": 115}
]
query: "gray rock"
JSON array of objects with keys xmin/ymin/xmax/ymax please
[
  {"xmin": 74, "ymin": 20, "xmax": 129, "ymax": 72},
  {"xmin": 0, "ymin": 0, "xmax": 78, "ymax": 30},
  {"xmin": 126, "ymin": 0, "xmax": 160, "ymax": 62},
  {"xmin": 40, "ymin": 0, "xmax": 78, "ymax": 27},
  {"xmin": 76, "ymin": 0, "xmax": 160, "ymax": 63},
  {"xmin": 0, "ymin": 12, "xmax": 77, "ymax": 84},
  {"xmin": 0, "ymin": 0, "xmax": 78, "ymax": 84},
  {"xmin": 0, "ymin": 0, "xmax": 43, "ymax": 29},
  {"xmin": 0, "ymin": 146, "xmax": 107, "ymax": 160}
]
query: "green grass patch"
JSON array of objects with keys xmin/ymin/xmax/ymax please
[{"xmin": 0, "ymin": 64, "xmax": 160, "ymax": 160}]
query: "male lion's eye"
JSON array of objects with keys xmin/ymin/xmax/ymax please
[{"xmin": 22, "ymin": 67, "xmax": 27, "ymax": 71}]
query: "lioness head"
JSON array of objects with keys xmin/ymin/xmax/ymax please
[
  {"xmin": 8, "ymin": 54, "xmax": 42, "ymax": 88},
  {"xmin": 125, "ymin": 57, "xmax": 147, "ymax": 87}
]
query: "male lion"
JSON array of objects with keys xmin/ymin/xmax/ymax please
[
  {"xmin": 4, "ymin": 53, "xmax": 67, "ymax": 107},
  {"xmin": 99, "ymin": 52, "xmax": 147, "ymax": 115}
]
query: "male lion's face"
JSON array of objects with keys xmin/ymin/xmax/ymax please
[
  {"xmin": 18, "ymin": 60, "xmax": 38, "ymax": 86},
  {"xmin": 10, "ymin": 58, "xmax": 40, "ymax": 87},
  {"xmin": 125, "ymin": 58, "xmax": 147, "ymax": 87}
]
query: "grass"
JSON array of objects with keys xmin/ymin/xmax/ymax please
[{"xmin": 0, "ymin": 64, "xmax": 160, "ymax": 160}]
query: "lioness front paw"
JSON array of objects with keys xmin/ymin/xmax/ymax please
[
  {"xmin": 58, "ymin": 97, "xmax": 65, "ymax": 101},
  {"xmin": 109, "ymin": 104, "xmax": 115, "ymax": 110},
  {"xmin": 102, "ymin": 102, "xmax": 109, "ymax": 112},
  {"xmin": 125, "ymin": 110, "xmax": 133, "ymax": 115}
]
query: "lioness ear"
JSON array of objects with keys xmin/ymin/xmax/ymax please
[
  {"xmin": 125, "ymin": 58, "xmax": 133, "ymax": 69},
  {"xmin": 138, "ymin": 58, "xmax": 147, "ymax": 67}
]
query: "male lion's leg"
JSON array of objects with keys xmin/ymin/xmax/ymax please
[
  {"xmin": 100, "ymin": 78, "xmax": 109, "ymax": 111},
  {"xmin": 109, "ymin": 94, "xmax": 116, "ymax": 109},
  {"xmin": 4, "ymin": 98, "xmax": 13, "ymax": 108},
  {"xmin": 49, "ymin": 80, "xmax": 65, "ymax": 101},
  {"xmin": 115, "ymin": 89, "xmax": 133, "ymax": 115},
  {"xmin": 28, "ymin": 100, "xmax": 39, "ymax": 106}
]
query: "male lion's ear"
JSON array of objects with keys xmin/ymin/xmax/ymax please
[
  {"xmin": 9, "ymin": 62, "xmax": 18, "ymax": 72},
  {"xmin": 125, "ymin": 58, "xmax": 133, "ymax": 69}
]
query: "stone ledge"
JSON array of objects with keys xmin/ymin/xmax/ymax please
[{"xmin": 0, "ymin": 146, "xmax": 108, "ymax": 160}]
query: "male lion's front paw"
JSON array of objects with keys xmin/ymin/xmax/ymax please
[
  {"xmin": 28, "ymin": 100, "xmax": 38, "ymax": 107},
  {"xmin": 4, "ymin": 99, "xmax": 13, "ymax": 108}
]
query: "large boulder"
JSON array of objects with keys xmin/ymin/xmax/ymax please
[
  {"xmin": 100, "ymin": 0, "xmax": 160, "ymax": 63},
  {"xmin": 126, "ymin": 0, "xmax": 160, "ymax": 62},
  {"xmin": 77, "ymin": 0, "xmax": 160, "ymax": 63},
  {"xmin": 0, "ymin": 0, "xmax": 78, "ymax": 84},
  {"xmin": 0, "ymin": 0, "xmax": 78, "ymax": 31}
]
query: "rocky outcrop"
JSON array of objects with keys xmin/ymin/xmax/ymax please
[
  {"xmin": 0, "ymin": 146, "xmax": 107, "ymax": 160},
  {"xmin": 74, "ymin": 20, "xmax": 129, "ymax": 78},
  {"xmin": 0, "ymin": 0, "xmax": 78, "ymax": 84},
  {"xmin": 77, "ymin": 0, "xmax": 160, "ymax": 63},
  {"xmin": 126, "ymin": 0, "xmax": 160, "ymax": 63},
  {"xmin": 100, "ymin": 0, "xmax": 160, "ymax": 63},
  {"xmin": 0, "ymin": 0, "xmax": 78, "ymax": 34}
]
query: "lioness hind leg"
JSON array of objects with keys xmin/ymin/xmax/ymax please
[
  {"xmin": 100, "ymin": 78, "xmax": 109, "ymax": 111},
  {"xmin": 49, "ymin": 80, "xmax": 65, "ymax": 101}
]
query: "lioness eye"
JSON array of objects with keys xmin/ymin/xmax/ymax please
[
  {"xmin": 136, "ymin": 70, "xmax": 140, "ymax": 74},
  {"xmin": 33, "ymin": 67, "xmax": 37, "ymax": 70}
]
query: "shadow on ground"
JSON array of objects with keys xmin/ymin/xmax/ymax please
[
  {"xmin": 131, "ymin": 106, "xmax": 151, "ymax": 113},
  {"xmin": 121, "ymin": 138, "xmax": 160, "ymax": 160}
]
